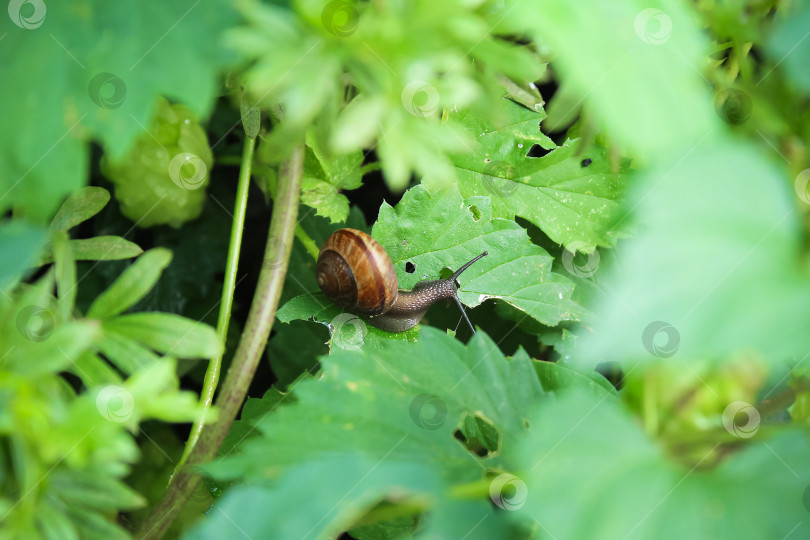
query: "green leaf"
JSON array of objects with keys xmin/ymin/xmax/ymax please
[
  {"xmin": 220, "ymin": 387, "xmax": 292, "ymax": 458},
  {"xmin": 49, "ymin": 187, "xmax": 111, "ymax": 232},
  {"xmin": 187, "ymin": 458, "xmax": 441, "ymax": 540},
  {"xmin": 53, "ymin": 231, "xmax": 77, "ymax": 321},
  {"xmin": 102, "ymin": 313, "xmax": 222, "ymax": 359},
  {"xmin": 516, "ymin": 390, "xmax": 810, "ymax": 539},
  {"xmin": 0, "ymin": 0, "xmax": 237, "ymax": 219},
  {"xmin": 533, "ymin": 360, "xmax": 617, "ymax": 398},
  {"xmin": 301, "ymin": 130, "xmax": 364, "ymax": 223},
  {"xmin": 765, "ymin": 2, "xmax": 810, "ymax": 92},
  {"xmin": 524, "ymin": 0, "xmax": 717, "ymax": 159},
  {"xmin": 39, "ymin": 236, "xmax": 144, "ymax": 265},
  {"xmin": 578, "ymin": 141, "xmax": 810, "ymax": 367},
  {"xmin": 96, "ymin": 331, "xmax": 159, "ymax": 375},
  {"xmin": 50, "ymin": 469, "xmax": 144, "ymax": 511},
  {"xmin": 276, "ymin": 292, "xmax": 420, "ymax": 352},
  {"xmin": 0, "ymin": 221, "xmax": 47, "ymax": 288},
  {"xmin": 267, "ymin": 321, "xmax": 328, "ymax": 387},
  {"xmin": 71, "ymin": 352, "xmax": 123, "ymax": 387},
  {"xmin": 208, "ymin": 328, "xmax": 542, "ymax": 482},
  {"xmin": 373, "ymin": 185, "xmax": 583, "ymax": 326},
  {"xmin": 433, "ymin": 99, "xmax": 629, "ymax": 252},
  {"xmin": 88, "ymin": 248, "xmax": 173, "ymax": 319}
]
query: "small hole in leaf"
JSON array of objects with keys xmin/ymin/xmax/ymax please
[
  {"xmin": 454, "ymin": 412, "xmax": 500, "ymax": 458},
  {"xmin": 405, "ymin": 262, "xmax": 416, "ymax": 274},
  {"xmin": 527, "ymin": 144, "xmax": 552, "ymax": 158},
  {"xmin": 581, "ymin": 158, "xmax": 592, "ymax": 167},
  {"xmin": 468, "ymin": 204, "xmax": 482, "ymax": 221}
]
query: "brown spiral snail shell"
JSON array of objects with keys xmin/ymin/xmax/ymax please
[{"xmin": 316, "ymin": 228, "xmax": 487, "ymax": 333}]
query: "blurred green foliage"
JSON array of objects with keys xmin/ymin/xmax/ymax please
[{"xmin": 2, "ymin": 0, "xmax": 810, "ymax": 538}]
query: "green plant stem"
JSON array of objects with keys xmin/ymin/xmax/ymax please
[
  {"xmin": 172, "ymin": 136, "xmax": 255, "ymax": 477},
  {"xmin": 295, "ymin": 224, "xmax": 319, "ymax": 260},
  {"xmin": 136, "ymin": 143, "xmax": 304, "ymax": 540},
  {"xmin": 358, "ymin": 161, "xmax": 382, "ymax": 176}
]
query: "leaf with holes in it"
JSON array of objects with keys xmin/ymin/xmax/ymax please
[
  {"xmin": 205, "ymin": 328, "xmax": 542, "ymax": 484},
  {"xmin": 372, "ymin": 184, "xmax": 583, "ymax": 327},
  {"xmin": 427, "ymin": 98, "xmax": 629, "ymax": 252}
]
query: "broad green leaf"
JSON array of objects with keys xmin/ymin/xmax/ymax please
[
  {"xmin": 267, "ymin": 321, "xmax": 328, "ymax": 387},
  {"xmin": 578, "ymin": 141, "xmax": 810, "ymax": 367},
  {"xmin": 434, "ymin": 99, "xmax": 629, "ymax": 252},
  {"xmin": 301, "ymin": 129, "xmax": 364, "ymax": 223},
  {"xmin": 88, "ymin": 248, "xmax": 172, "ymax": 319},
  {"xmin": 0, "ymin": 221, "xmax": 47, "ymax": 288},
  {"xmin": 0, "ymin": 1, "xmax": 237, "ymax": 219},
  {"xmin": 102, "ymin": 313, "xmax": 221, "ymax": 359},
  {"xmin": 765, "ymin": 2, "xmax": 810, "ymax": 92},
  {"xmin": 516, "ymin": 390, "xmax": 810, "ymax": 539},
  {"xmin": 524, "ymin": 0, "xmax": 717, "ymax": 159},
  {"xmin": 49, "ymin": 187, "xmax": 110, "ymax": 232},
  {"xmin": 373, "ymin": 185, "xmax": 583, "ymax": 326},
  {"xmin": 276, "ymin": 293, "xmax": 420, "ymax": 352},
  {"xmin": 208, "ymin": 328, "xmax": 542, "ymax": 483}
]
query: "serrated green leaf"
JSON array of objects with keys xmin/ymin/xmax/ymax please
[
  {"xmin": 49, "ymin": 187, "xmax": 111, "ymax": 232},
  {"xmin": 373, "ymin": 185, "xmax": 583, "ymax": 326},
  {"xmin": 88, "ymin": 248, "xmax": 172, "ymax": 319},
  {"xmin": 301, "ymin": 129, "xmax": 364, "ymax": 223},
  {"xmin": 0, "ymin": 1, "xmax": 238, "ymax": 219},
  {"xmin": 102, "ymin": 313, "xmax": 221, "ymax": 359},
  {"xmin": 434, "ymin": 99, "xmax": 628, "ymax": 251},
  {"xmin": 516, "ymin": 389, "xmax": 810, "ymax": 539},
  {"xmin": 208, "ymin": 328, "xmax": 542, "ymax": 483}
]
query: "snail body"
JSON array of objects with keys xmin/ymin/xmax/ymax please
[{"xmin": 316, "ymin": 228, "xmax": 487, "ymax": 333}]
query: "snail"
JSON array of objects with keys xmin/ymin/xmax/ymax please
[{"xmin": 316, "ymin": 228, "xmax": 487, "ymax": 333}]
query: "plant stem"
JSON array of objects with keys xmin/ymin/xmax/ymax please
[
  {"xmin": 136, "ymin": 143, "xmax": 304, "ymax": 540},
  {"xmin": 359, "ymin": 161, "xmax": 382, "ymax": 176},
  {"xmin": 295, "ymin": 225, "xmax": 319, "ymax": 260},
  {"xmin": 173, "ymin": 136, "xmax": 255, "ymax": 477}
]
